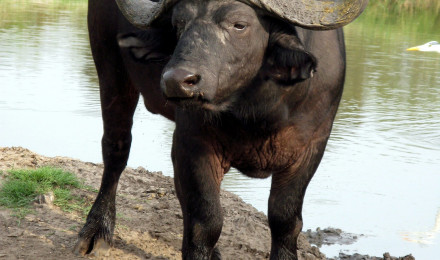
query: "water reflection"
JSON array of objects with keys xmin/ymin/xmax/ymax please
[
  {"xmin": 303, "ymin": 6, "xmax": 440, "ymax": 258},
  {"xmin": 0, "ymin": 2, "xmax": 439, "ymax": 259},
  {"xmin": 401, "ymin": 209, "xmax": 440, "ymax": 245}
]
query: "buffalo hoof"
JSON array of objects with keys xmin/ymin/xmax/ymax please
[
  {"xmin": 73, "ymin": 237, "xmax": 111, "ymax": 257},
  {"xmin": 72, "ymin": 204, "xmax": 115, "ymax": 257}
]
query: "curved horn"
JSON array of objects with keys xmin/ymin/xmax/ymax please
[
  {"xmin": 247, "ymin": 0, "xmax": 369, "ymax": 30},
  {"xmin": 115, "ymin": 0, "xmax": 368, "ymax": 30},
  {"xmin": 115, "ymin": 0, "xmax": 175, "ymax": 29}
]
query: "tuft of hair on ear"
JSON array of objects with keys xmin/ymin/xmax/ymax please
[
  {"xmin": 265, "ymin": 24, "xmax": 317, "ymax": 85},
  {"xmin": 117, "ymin": 27, "xmax": 176, "ymax": 63},
  {"xmin": 268, "ymin": 45, "xmax": 317, "ymax": 82}
]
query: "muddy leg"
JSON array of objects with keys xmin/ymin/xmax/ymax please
[
  {"xmin": 73, "ymin": 10, "xmax": 140, "ymax": 253},
  {"xmin": 73, "ymin": 85, "xmax": 139, "ymax": 256},
  {"xmin": 73, "ymin": 86, "xmax": 139, "ymax": 256},
  {"xmin": 172, "ymin": 121, "xmax": 224, "ymax": 260}
]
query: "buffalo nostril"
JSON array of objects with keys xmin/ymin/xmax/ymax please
[
  {"xmin": 183, "ymin": 74, "xmax": 200, "ymax": 87},
  {"xmin": 162, "ymin": 68, "xmax": 201, "ymax": 99}
]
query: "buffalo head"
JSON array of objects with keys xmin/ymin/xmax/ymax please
[
  {"xmin": 116, "ymin": 0, "xmax": 367, "ymax": 111},
  {"xmin": 160, "ymin": 0, "xmax": 316, "ymax": 111}
]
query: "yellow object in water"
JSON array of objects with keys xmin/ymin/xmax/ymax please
[{"xmin": 407, "ymin": 41, "xmax": 440, "ymax": 53}]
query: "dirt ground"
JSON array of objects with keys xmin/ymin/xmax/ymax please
[{"xmin": 0, "ymin": 147, "xmax": 415, "ymax": 260}]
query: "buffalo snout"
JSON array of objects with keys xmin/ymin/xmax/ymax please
[{"xmin": 161, "ymin": 68, "xmax": 201, "ymax": 99}]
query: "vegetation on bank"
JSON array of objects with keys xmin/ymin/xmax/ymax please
[
  {"xmin": 369, "ymin": 0, "xmax": 440, "ymax": 12},
  {"xmin": 3, "ymin": 0, "xmax": 440, "ymax": 10},
  {"xmin": 1, "ymin": 0, "xmax": 438, "ymax": 30},
  {"xmin": 1, "ymin": 0, "xmax": 439, "ymax": 14},
  {"xmin": 0, "ymin": 166, "xmax": 94, "ymax": 219},
  {"xmin": 346, "ymin": 0, "xmax": 440, "ymax": 37},
  {"xmin": 0, "ymin": 0, "xmax": 87, "ymax": 28}
]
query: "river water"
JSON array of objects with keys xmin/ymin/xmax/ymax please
[{"xmin": 1, "ymin": 2, "xmax": 439, "ymax": 259}]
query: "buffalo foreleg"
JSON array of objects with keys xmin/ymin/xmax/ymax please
[
  {"xmin": 268, "ymin": 144, "xmax": 325, "ymax": 260},
  {"xmin": 172, "ymin": 121, "xmax": 224, "ymax": 260},
  {"xmin": 73, "ymin": 84, "xmax": 139, "ymax": 256}
]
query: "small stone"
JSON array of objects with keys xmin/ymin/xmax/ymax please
[
  {"xmin": 134, "ymin": 204, "xmax": 143, "ymax": 211},
  {"xmin": 136, "ymin": 166, "xmax": 148, "ymax": 174},
  {"xmin": 383, "ymin": 252, "xmax": 391, "ymax": 259},
  {"xmin": 146, "ymin": 186, "xmax": 157, "ymax": 193},
  {"xmin": 7, "ymin": 228, "xmax": 23, "ymax": 237},
  {"xmin": 35, "ymin": 192, "xmax": 54, "ymax": 205},
  {"xmin": 157, "ymin": 188, "xmax": 167, "ymax": 197}
]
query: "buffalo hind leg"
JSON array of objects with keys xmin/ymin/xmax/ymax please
[
  {"xmin": 73, "ymin": 84, "xmax": 139, "ymax": 256},
  {"xmin": 73, "ymin": 0, "xmax": 140, "ymax": 256}
]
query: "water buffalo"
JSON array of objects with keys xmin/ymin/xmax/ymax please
[{"xmin": 74, "ymin": 0, "xmax": 368, "ymax": 259}]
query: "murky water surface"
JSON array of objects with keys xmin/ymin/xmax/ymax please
[{"xmin": 1, "ymin": 2, "xmax": 439, "ymax": 258}]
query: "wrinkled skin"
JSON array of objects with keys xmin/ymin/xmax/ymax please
[{"xmin": 74, "ymin": 0, "xmax": 346, "ymax": 259}]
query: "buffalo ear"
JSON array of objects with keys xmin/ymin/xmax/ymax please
[
  {"xmin": 265, "ymin": 32, "xmax": 317, "ymax": 84},
  {"xmin": 117, "ymin": 28, "xmax": 175, "ymax": 63}
]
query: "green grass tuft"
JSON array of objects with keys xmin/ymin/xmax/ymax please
[
  {"xmin": 0, "ymin": 179, "xmax": 38, "ymax": 208},
  {"xmin": 8, "ymin": 166, "xmax": 81, "ymax": 190},
  {"xmin": 0, "ymin": 166, "xmax": 91, "ymax": 218}
]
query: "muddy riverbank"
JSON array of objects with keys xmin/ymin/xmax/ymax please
[{"xmin": 0, "ymin": 147, "xmax": 414, "ymax": 260}]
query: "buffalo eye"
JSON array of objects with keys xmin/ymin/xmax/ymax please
[{"xmin": 233, "ymin": 23, "xmax": 247, "ymax": 30}]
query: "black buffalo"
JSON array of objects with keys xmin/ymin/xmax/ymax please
[{"xmin": 74, "ymin": 0, "xmax": 367, "ymax": 259}]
